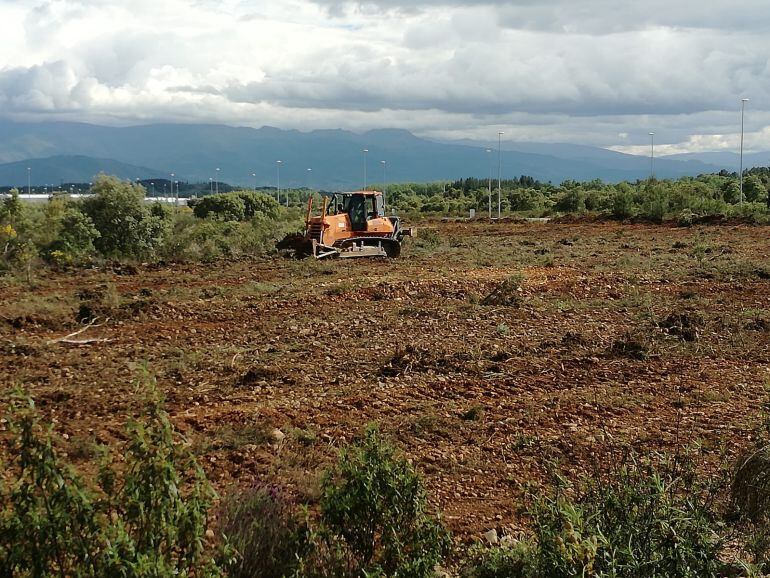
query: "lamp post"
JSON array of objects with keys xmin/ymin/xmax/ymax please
[
  {"xmin": 170, "ymin": 173, "xmax": 175, "ymax": 202},
  {"xmin": 209, "ymin": 178, "xmax": 213, "ymax": 194},
  {"xmin": 174, "ymin": 181, "xmax": 179, "ymax": 206},
  {"xmin": 150, "ymin": 182, "xmax": 155, "ymax": 196},
  {"xmin": 380, "ymin": 160, "xmax": 387, "ymax": 210},
  {"xmin": 215, "ymin": 168, "xmax": 220, "ymax": 194},
  {"xmin": 362, "ymin": 149, "xmax": 369, "ymax": 190},
  {"xmin": 740, "ymin": 98, "xmax": 749, "ymax": 205},
  {"xmin": 649, "ymin": 132, "xmax": 655, "ymax": 180},
  {"xmin": 306, "ymin": 167, "xmax": 312, "ymax": 190},
  {"xmin": 27, "ymin": 167, "xmax": 31, "ymax": 195},
  {"xmin": 485, "ymin": 149, "xmax": 492, "ymax": 218},
  {"xmin": 497, "ymin": 132, "xmax": 503, "ymax": 219},
  {"xmin": 252, "ymin": 172, "xmax": 257, "ymax": 190},
  {"xmin": 276, "ymin": 160, "xmax": 282, "ymax": 204}
]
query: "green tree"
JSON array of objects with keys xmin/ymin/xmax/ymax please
[
  {"xmin": 80, "ymin": 174, "xmax": 168, "ymax": 259},
  {"xmin": 554, "ymin": 188, "xmax": 586, "ymax": 213},
  {"xmin": 640, "ymin": 184, "xmax": 670, "ymax": 223},
  {"xmin": 0, "ymin": 189, "xmax": 24, "ymax": 227},
  {"xmin": 743, "ymin": 174, "xmax": 767, "ymax": 203},
  {"xmin": 611, "ymin": 184, "xmax": 635, "ymax": 219},
  {"xmin": 721, "ymin": 180, "xmax": 741, "ymax": 204},
  {"xmin": 192, "ymin": 194, "xmax": 246, "ymax": 221}
]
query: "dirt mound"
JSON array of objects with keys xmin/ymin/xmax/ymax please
[
  {"xmin": 607, "ymin": 332, "xmax": 651, "ymax": 360},
  {"xmin": 481, "ymin": 275, "xmax": 523, "ymax": 306},
  {"xmin": 659, "ymin": 310, "xmax": 705, "ymax": 342}
]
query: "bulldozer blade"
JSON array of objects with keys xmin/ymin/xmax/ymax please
[{"xmin": 312, "ymin": 240, "xmax": 341, "ymax": 259}]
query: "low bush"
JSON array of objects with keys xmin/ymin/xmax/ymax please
[
  {"xmin": 462, "ymin": 540, "xmax": 534, "ymax": 578},
  {"xmin": 414, "ymin": 227, "xmax": 441, "ymax": 250},
  {"xmin": 610, "ymin": 186, "xmax": 635, "ymax": 219},
  {"xmin": 161, "ymin": 213, "xmax": 301, "ymax": 262},
  {"xmin": 0, "ymin": 387, "xmax": 226, "ymax": 577},
  {"xmin": 308, "ymin": 426, "xmax": 451, "ymax": 578},
  {"xmin": 733, "ymin": 390, "xmax": 770, "ymax": 570},
  {"xmin": 482, "ymin": 274, "xmax": 524, "ymax": 306},
  {"xmin": 42, "ymin": 208, "xmax": 100, "ymax": 266},
  {"xmin": 554, "ymin": 189, "xmax": 586, "ymax": 213},
  {"xmin": 190, "ymin": 191, "xmax": 281, "ymax": 221},
  {"xmin": 219, "ymin": 485, "xmax": 309, "ymax": 578},
  {"xmin": 640, "ymin": 184, "xmax": 671, "ymax": 223},
  {"xmin": 464, "ymin": 454, "xmax": 727, "ymax": 578}
]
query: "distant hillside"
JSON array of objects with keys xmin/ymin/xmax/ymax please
[
  {"xmin": 0, "ymin": 155, "xmax": 167, "ymax": 188},
  {"xmin": 661, "ymin": 151, "xmax": 770, "ymax": 171},
  {"xmin": 0, "ymin": 120, "xmax": 730, "ymax": 189}
]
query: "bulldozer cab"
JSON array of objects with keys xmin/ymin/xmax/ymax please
[{"xmin": 330, "ymin": 192, "xmax": 384, "ymax": 231}]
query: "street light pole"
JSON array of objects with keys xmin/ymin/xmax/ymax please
[
  {"xmin": 740, "ymin": 98, "xmax": 749, "ymax": 205},
  {"xmin": 276, "ymin": 160, "xmax": 282, "ymax": 204},
  {"xmin": 306, "ymin": 167, "xmax": 312, "ymax": 190},
  {"xmin": 363, "ymin": 149, "xmax": 369, "ymax": 190},
  {"xmin": 252, "ymin": 172, "xmax": 257, "ymax": 190},
  {"xmin": 497, "ymin": 132, "xmax": 504, "ymax": 219},
  {"xmin": 485, "ymin": 149, "xmax": 492, "ymax": 218},
  {"xmin": 27, "ymin": 167, "xmax": 31, "ymax": 195},
  {"xmin": 215, "ymin": 168, "xmax": 220, "ymax": 195},
  {"xmin": 380, "ymin": 160, "xmax": 387, "ymax": 210},
  {"xmin": 170, "ymin": 173, "xmax": 175, "ymax": 203},
  {"xmin": 649, "ymin": 132, "xmax": 655, "ymax": 180},
  {"xmin": 209, "ymin": 178, "xmax": 213, "ymax": 194}
]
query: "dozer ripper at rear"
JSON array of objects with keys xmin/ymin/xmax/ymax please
[{"xmin": 290, "ymin": 191, "xmax": 414, "ymax": 259}]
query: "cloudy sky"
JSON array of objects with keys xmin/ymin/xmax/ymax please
[{"xmin": 1, "ymin": 0, "xmax": 768, "ymax": 154}]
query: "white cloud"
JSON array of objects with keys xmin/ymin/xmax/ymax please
[{"xmin": 0, "ymin": 0, "xmax": 768, "ymax": 153}]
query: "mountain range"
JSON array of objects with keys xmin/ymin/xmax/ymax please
[{"xmin": 0, "ymin": 120, "xmax": 765, "ymax": 190}]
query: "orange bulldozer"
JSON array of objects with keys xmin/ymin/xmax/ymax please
[{"xmin": 282, "ymin": 191, "xmax": 414, "ymax": 259}]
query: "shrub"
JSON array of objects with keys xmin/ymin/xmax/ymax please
[
  {"xmin": 508, "ymin": 189, "xmax": 545, "ymax": 212},
  {"xmin": 219, "ymin": 485, "xmax": 308, "ymax": 578},
  {"xmin": 482, "ymin": 274, "xmax": 524, "ymax": 306},
  {"xmin": 0, "ymin": 189, "xmax": 25, "ymax": 228},
  {"xmin": 314, "ymin": 426, "xmax": 450, "ymax": 578},
  {"xmin": 554, "ymin": 189, "xmax": 586, "ymax": 213},
  {"xmin": 465, "ymin": 454, "xmax": 726, "ymax": 578},
  {"xmin": 733, "ymin": 446, "xmax": 770, "ymax": 566},
  {"xmin": 235, "ymin": 190, "xmax": 282, "ymax": 219},
  {"xmin": 728, "ymin": 202, "xmax": 769, "ymax": 223},
  {"xmin": 43, "ymin": 208, "xmax": 100, "ymax": 266},
  {"xmin": 192, "ymin": 194, "xmax": 246, "ymax": 221},
  {"xmin": 640, "ymin": 184, "xmax": 670, "ymax": 223},
  {"xmin": 191, "ymin": 191, "xmax": 281, "ymax": 221},
  {"xmin": 162, "ymin": 213, "xmax": 301, "ymax": 262},
  {"xmin": 733, "ymin": 391, "xmax": 770, "ymax": 568},
  {"xmin": 414, "ymin": 228, "xmax": 441, "ymax": 250},
  {"xmin": 611, "ymin": 186, "xmax": 635, "ymax": 219},
  {"xmin": 584, "ymin": 189, "xmax": 612, "ymax": 212},
  {"xmin": 0, "ymin": 388, "xmax": 225, "ymax": 577},
  {"xmin": 80, "ymin": 174, "xmax": 168, "ymax": 259},
  {"xmin": 462, "ymin": 540, "xmax": 534, "ymax": 578}
]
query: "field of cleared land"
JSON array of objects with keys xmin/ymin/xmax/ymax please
[{"xmin": 2, "ymin": 219, "xmax": 769, "ymax": 541}]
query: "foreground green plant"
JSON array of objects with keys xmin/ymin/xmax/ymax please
[
  {"xmin": 219, "ymin": 485, "xmax": 309, "ymax": 578},
  {"xmin": 314, "ymin": 426, "xmax": 451, "ymax": 578},
  {"xmin": 0, "ymin": 388, "xmax": 226, "ymax": 577},
  {"xmin": 465, "ymin": 454, "xmax": 727, "ymax": 578}
]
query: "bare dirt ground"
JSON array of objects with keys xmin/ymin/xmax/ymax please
[{"xmin": 2, "ymin": 220, "xmax": 770, "ymax": 541}]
